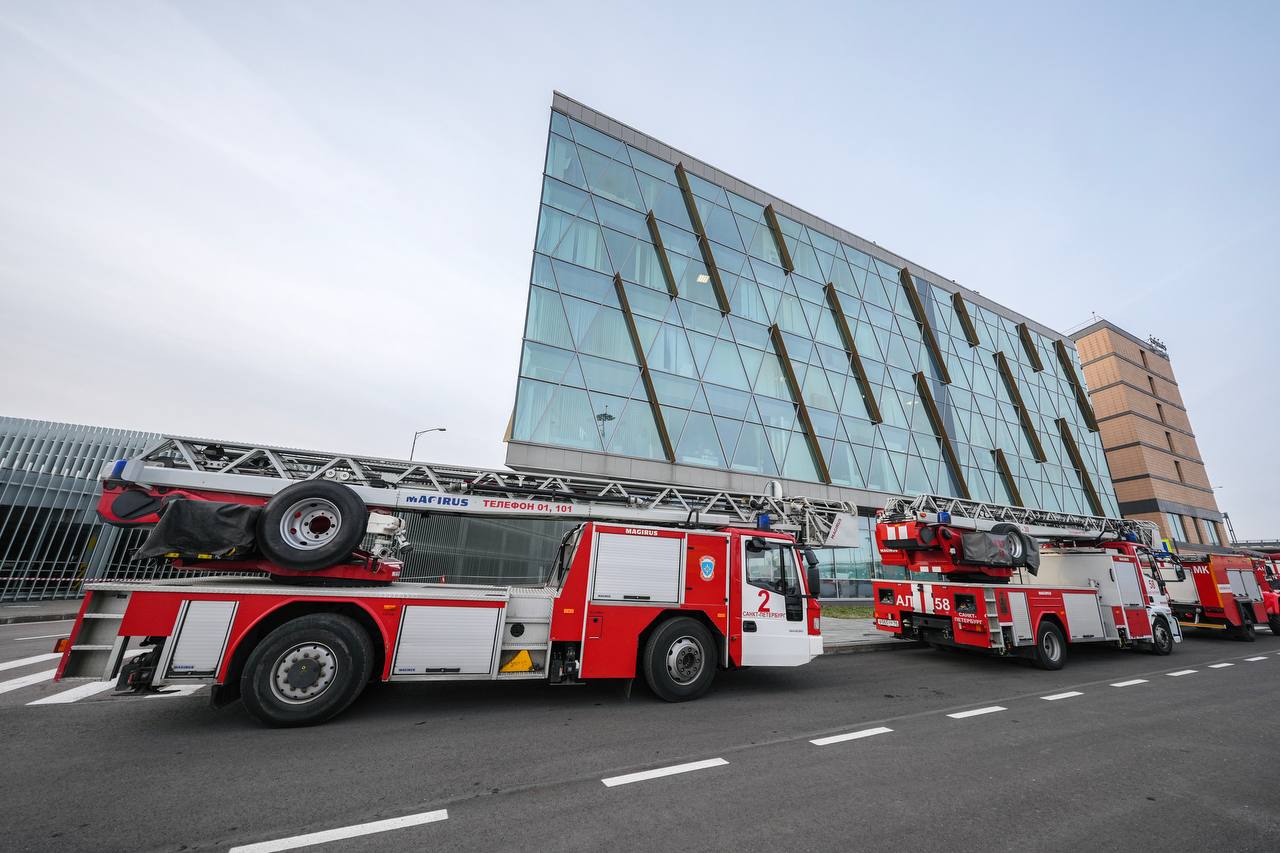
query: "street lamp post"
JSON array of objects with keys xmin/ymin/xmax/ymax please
[{"xmin": 409, "ymin": 427, "xmax": 447, "ymax": 461}]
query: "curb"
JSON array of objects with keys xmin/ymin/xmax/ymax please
[
  {"xmin": 0, "ymin": 611, "xmax": 81, "ymax": 626},
  {"xmin": 822, "ymin": 640, "xmax": 920, "ymax": 655}
]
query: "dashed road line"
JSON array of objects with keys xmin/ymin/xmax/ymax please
[
  {"xmin": 12, "ymin": 634, "xmax": 65, "ymax": 642},
  {"xmin": 227, "ymin": 809, "xmax": 448, "ymax": 853},
  {"xmin": 27, "ymin": 680, "xmax": 116, "ymax": 705},
  {"xmin": 1208, "ymin": 663, "xmax": 1234, "ymax": 669},
  {"xmin": 947, "ymin": 706, "xmax": 1006, "ymax": 719},
  {"xmin": 1167, "ymin": 670, "xmax": 1197, "ymax": 677},
  {"xmin": 602, "ymin": 758, "xmax": 728, "ymax": 787},
  {"xmin": 1111, "ymin": 679, "xmax": 1148, "ymax": 687},
  {"xmin": 0, "ymin": 652, "xmax": 61, "ymax": 672},
  {"xmin": 1041, "ymin": 691, "xmax": 1083, "ymax": 701},
  {"xmin": 1246, "ymin": 656, "xmax": 1268, "ymax": 662},
  {"xmin": 0, "ymin": 668, "xmax": 56, "ymax": 695},
  {"xmin": 811, "ymin": 726, "xmax": 893, "ymax": 746}
]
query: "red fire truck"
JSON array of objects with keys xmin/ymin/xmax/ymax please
[
  {"xmin": 1164, "ymin": 552, "xmax": 1271, "ymax": 640},
  {"xmin": 871, "ymin": 495, "xmax": 1181, "ymax": 669},
  {"xmin": 55, "ymin": 438, "xmax": 846, "ymax": 726},
  {"xmin": 1250, "ymin": 555, "xmax": 1280, "ymax": 633}
]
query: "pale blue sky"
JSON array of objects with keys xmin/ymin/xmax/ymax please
[{"xmin": 1, "ymin": 2, "xmax": 1276, "ymax": 535}]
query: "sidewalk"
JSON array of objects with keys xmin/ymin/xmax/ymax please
[
  {"xmin": 0, "ymin": 598, "xmax": 84, "ymax": 625},
  {"xmin": 822, "ymin": 617, "xmax": 916, "ymax": 654}
]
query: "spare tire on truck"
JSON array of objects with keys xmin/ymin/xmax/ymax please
[{"xmin": 256, "ymin": 481, "xmax": 367, "ymax": 571}]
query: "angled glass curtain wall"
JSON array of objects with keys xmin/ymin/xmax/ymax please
[{"xmin": 513, "ymin": 110, "xmax": 1119, "ymax": 517}]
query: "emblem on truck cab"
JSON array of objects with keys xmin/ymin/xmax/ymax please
[{"xmin": 699, "ymin": 555, "xmax": 716, "ymax": 580}]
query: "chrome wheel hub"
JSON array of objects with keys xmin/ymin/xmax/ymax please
[
  {"xmin": 666, "ymin": 636, "xmax": 704, "ymax": 686},
  {"xmin": 271, "ymin": 643, "xmax": 337, "ymax": 704}
]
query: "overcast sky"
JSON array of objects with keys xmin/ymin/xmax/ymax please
[{"xmin": 1, "ymin": 2, "xmax": 1277, "ymax": 536}]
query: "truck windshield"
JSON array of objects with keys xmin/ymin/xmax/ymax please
[{"xmin": 745, "ymin": 541, "xmax": 800, "ymax": 596}]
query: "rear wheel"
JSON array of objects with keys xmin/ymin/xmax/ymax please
[
  {"xmin": 642, "ymin": 617, "xmax": 716, "ymax": 702},
  {"xmin": 1148, "ymin": 617, "xmax": 1174, "ymax": 655},
  {"xmin": 1269, "ymin": 615, "xmax": 1280, "ymax": 635},
  {"xmin": 1031, "ymin": 620, "xmax": 1066, "ymax": 670},
  {"xmin": 241, "ymin": 613, "xmax": 373, "ymax": 726}
]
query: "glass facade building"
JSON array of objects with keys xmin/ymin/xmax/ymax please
[
  {"xmin": 508, "ymin": 95, "xmax": 1119, "ymax": 585},
  {"xmin": 0, "ymin": 417, "xmax": 166, "ymax": 601}
]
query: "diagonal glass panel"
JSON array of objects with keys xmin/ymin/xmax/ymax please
[
  {"xmin": 567, "ymin": 117, "xmax": 626, "ymax": 160},
  {"xmin": 731, "ymin": 422, "xmax": 778, "ymax": 476},
  {"xmin": 676, "ymin": 412, "xmax": 726, "ymax": 468},
  {"xmin": 578, "ymin": 146, "xmax": 645, "ymax": 210},
  {"xmin": 525, "ymin": 286, "xmax": 575, "ymax": 350},
  {"xmin": 545, "ymin": 134, "xmax": 587, "ymax": 188}
]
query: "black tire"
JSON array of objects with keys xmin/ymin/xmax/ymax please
[
  {"xmin": 1031, "ymin": 620, "xmax": 1067, "ymax": 670},
  {"xmin": 990, "ymin": 523, "xmax": 1026, "ymax": 566},
  {"xmin": 1269, "ymin": 615, "xmax": 1280, "ymax": 635},
  {"xmin": 641, "ymin": 617, "xmax": 716, "ymax": 702},
  {"xmin": 1149, "ymin": 617, "xmax": 1174, "ymax": 656},
  {"xmin": 240, "ymin": 613, "xmax": 373, "ymax": 727},
  {"xmin": 256, "ymin": 481, "xmax": 367, "ymax": 571},
  {"xmin": 1233, "ymin": 620, "xmax": 1256, "ymax": 642}
]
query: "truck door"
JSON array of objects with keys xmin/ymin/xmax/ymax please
[
  {"xmin": 1114, "ymin": 557, "xmax": 1152, "ymax": 638},
  {"xmin": 740, "ymin": 537, "xmax": 809, "ymax": 666}
]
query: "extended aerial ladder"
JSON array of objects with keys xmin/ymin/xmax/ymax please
[
  {"xmin": 102, "ymin": 435, "xmax": 868, "ymax": 548},
  {"xmin": 102, "ymin": 436, "xmax": 1160, "ymax": 558},
  {"xmin": 879, "ymin": 493, "xmax": 1162, "ymax": 549}
]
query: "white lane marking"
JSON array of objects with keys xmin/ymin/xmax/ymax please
[
  {"xmin": 811, "ymin": 726, "xmax": 893, "ymax": 746},
  {"xmin": 1246, "ymin": 656, "xmax": 1268, "ymax": 662},
  {"xmin": 146, "ymin": 684, "xmax": 206, "ymax": 699},
  {"xmin": 0, "ymin": 653, "xmax": 61, "ymax": 672},
  {"xmin": 28, "ymin": 680, "xmax": 116, "ymax": 705},
  {"xmin": 1167, "ymin": 670, "xmax": 1196, "ymax": 677},
  {"xmin": 0, "ymin": 618, "xmax": 74, "ymax": 626},
  {"xmin": 947, "ymin": 706, "xmax": 1006, "ymax": 719},
  {"xmin": 227, "ymin": 809, "xmax": 449, "ymax": 853},
  {"xmin": 1042, "ymin": 691, "xmax": 1083, "ymax": 701},
  {"xmin": 1208, "ymin": 663, "xmax": 1234, "ymax": 669},
  {"xmin": 12, "ymin": 634, "xmax": 66, "ymax": 641},
  {"xmin": 0, "ymin": 669, "xmax": 56, "ymax": 694},
  {"xmin": 1111, "ymin": 679, "xmax": 1148, "ymax": 687},
  {"xmin": 602, "ymin": 757, "xmax": 729, "ymax": 787}
]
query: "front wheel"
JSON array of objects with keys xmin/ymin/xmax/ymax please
[
  {"xmin": 1031, "ymin": 621, "xmax": 1067, "ymax": 670},
  {"xmin": 241, "ymin": 613, "xmax": 374, "ymax": 726},
  {"xmin": 642, "ymin": 617, "xmax": 716, "ymax": 702},
  {"xmin": 1149, "ymin": 617, "xmax": 1174, "ymax": 656}
]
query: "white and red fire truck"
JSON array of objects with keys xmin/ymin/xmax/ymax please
[
  {"xmin": 871, "ymin": 495, "xmax": 1182, "ymax": 669},
  {"xmin": 1163, "ymin": 551, "xmax": 1273, "ymax": 639},
  {"xmin": 55, "ymin": 438, "xmax": 852, "ymax": 726}
]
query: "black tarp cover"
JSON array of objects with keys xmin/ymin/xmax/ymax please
[{"xmin": 135, "ymin": 498, "xmax": 260, "ymax": 559}]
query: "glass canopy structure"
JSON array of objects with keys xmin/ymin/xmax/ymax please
[{"xmin": 510, "ymin": 95, "xmax": 1119, "ymax": 519}]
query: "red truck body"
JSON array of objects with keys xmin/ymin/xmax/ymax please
[
  {"xmin": 872, "ymin": 515, "xmax": 1180, "ymax": 667},
  {"xmin": 57, "ymin": 518, "xmax": 822, "ymax": 725},
  {"xmin": 1165, "ymin": 553, "xmax": 1271, "ymax": 638}
]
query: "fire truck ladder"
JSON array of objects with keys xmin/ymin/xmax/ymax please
[
  {"xmin": 880, "ymin": 493, "xmax": 1160, "ymax": 549},
  {"xmin": 106, "ymin": 436, "xmax": 863, "ymax": 546}
]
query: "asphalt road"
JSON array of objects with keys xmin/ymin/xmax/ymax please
[{"xmin": 2, "ymin": 618, "xmax": 1279, "ymax": 852}]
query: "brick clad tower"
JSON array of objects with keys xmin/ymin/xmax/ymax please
[{"xmin": 1070, "ymin": 319, "xmax": 1228, "ymax": 547}]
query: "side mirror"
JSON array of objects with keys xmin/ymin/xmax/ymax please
[{"xmin": 803, "ymin": 548, "xmax": 821, "ymax": 598}]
